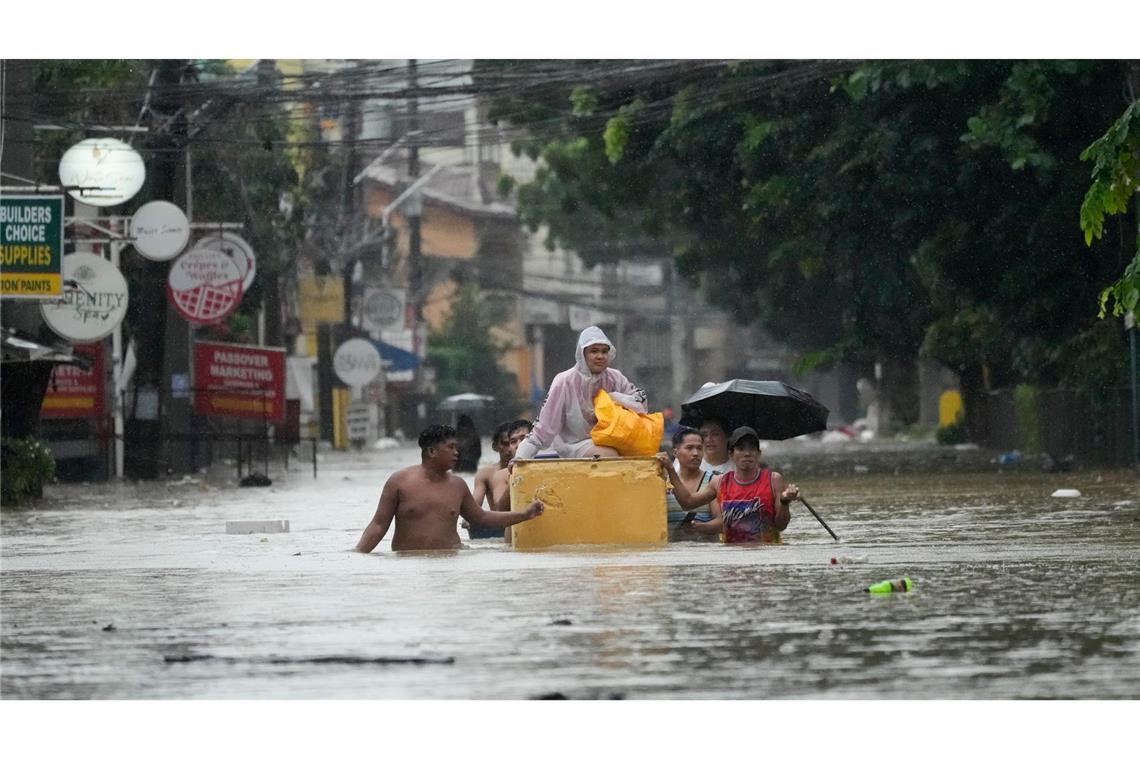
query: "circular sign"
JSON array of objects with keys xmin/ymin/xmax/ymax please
[
  {"xmin": 362, "ymin": 289, "xmax": 404, "ymax": 331},
  {"xmin": 334, "ymin": 338, "xmax": 383, "ymax": 388},
  {"xmin": 131, "ymin": 201, "xmax": 190, "ymax": 261},
  {"xmin": 166, "ymin": 247, "xmax": 244, "ymax": 324},
  {"xmin": 58, "ymin": 138, "xmax": 146, "ymax": 208},
  {"xmin": 197, "ymin": 232, "xmax": 257, "ymax": 292},
  {"xmin": 41, "ymin": 253, "xmax": 129, "ymax": 342}
]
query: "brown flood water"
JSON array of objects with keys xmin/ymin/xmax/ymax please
[{"xmin": 2, "ymin": 458, "xmax": 1138, "ymax": 699}]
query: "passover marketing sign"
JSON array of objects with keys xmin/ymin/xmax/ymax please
[
  {"xmin": 0, "ymin": 196, "xmax": 64, "ymax": 298},
  {"xmin": 193, "ymin": 341, "xmax": 286, "ymax": 423}
]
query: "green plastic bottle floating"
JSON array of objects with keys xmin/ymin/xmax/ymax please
[{"xmin": 865, "ymin": 577, "xmax": 913, "ymax": 594}]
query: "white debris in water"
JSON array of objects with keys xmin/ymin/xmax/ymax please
[
  {"xmin": 226, "ymin": 519, "xmax": 290, "ymax": 534},
  {"xmin": 1051, "ymin": 489, "xmax": 1081, "ymax": 498}
]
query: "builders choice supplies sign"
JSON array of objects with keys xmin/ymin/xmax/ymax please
[
  {"xmin": 193, "ymin": 341, "xmax": 286, "ymax": 423},
  {"xmin": 0, "ymin": 196, "xmax": 64, "ymax": 298}
]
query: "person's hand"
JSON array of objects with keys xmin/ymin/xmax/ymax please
[
  {"xmin": 654, "ymin": 452, "xmax": 672, "ymax": 470},
  {"xmin": 524, "ymin": 499, "xmax": 545, "ymax": 518},
  {"xmin": 781, "ymin": 484, "xmax": 801, "ymax": 504}
]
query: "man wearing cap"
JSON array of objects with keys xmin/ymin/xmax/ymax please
[{"xmin": 656, "ymin": 426, "xmax": 801, "ymax": 544}]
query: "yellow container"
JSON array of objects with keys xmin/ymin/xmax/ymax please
[{"xmin": 509, "ymin": 457, "xmax": 668, "ymax": 549}]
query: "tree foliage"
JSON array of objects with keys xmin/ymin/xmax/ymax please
[
  {"xmin": 1079, "ymin": 98, "xmax": 1140, "ymax": 319},
  {"xmin": 426, "ymin": 283, "xmax": 522, "ymax": 414},
  {"xmin": 481, "ymin": 59, "xmax": 1135, "ymax": 424}
]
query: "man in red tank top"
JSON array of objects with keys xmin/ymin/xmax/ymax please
[{"xmin": 657, "ymin": 426, "xmax": 801, "ymax": 543}]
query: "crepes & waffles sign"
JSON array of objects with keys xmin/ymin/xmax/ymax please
[{"xmin": 167, "ymin": 246, "xmax": 243, "ymax": 324}]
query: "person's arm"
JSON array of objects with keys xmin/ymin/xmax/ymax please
[
  {"xmin": 771, "ymin": 471, "xmax": 798, "ymax": 531},
  {"xmin": 608, "ymin": 371, "xmax": 648, "ymax": 413},
  {"xmin": 354, "ymin": 475, "xmax": 399, "ymax": 553},
  {"xmin": 514, "ymin": 377, "xmax": 566, "ymax": 460},
  {"xmin": 460, "ymin": 480, "xmax": 544, "ymax": 528},
  {"xmin": 655, "ymin": 452, "xmax": 718, "ymax": 509}
]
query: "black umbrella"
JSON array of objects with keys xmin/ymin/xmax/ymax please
[
  {"xmin": 679, "ymin": 379, "xmax": 829, "ymax": 440},
  {"xmin": 680, "ymin": 378, "xmax": 838, "ymax": 541}
]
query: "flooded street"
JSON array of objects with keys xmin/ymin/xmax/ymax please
[{"xmin": 3, "ymin": 445, "xmax": 1139, "ymax": 699}]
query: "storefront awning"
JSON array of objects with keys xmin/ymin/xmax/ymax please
[{"xmin": 1, "ymin": 328, "xmax": 92, "ymax": 369}]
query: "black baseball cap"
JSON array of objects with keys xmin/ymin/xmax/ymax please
[{"xmin": 729, "ymin": 426, "xmax": 761, "ymax": 449}]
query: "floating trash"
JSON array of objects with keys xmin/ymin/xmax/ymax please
[
  {"xmin": 1051, "ymin": 489, "xmax": 1081, "ymax": 498},
  {"xmin": 866, "ymin": 577, "xmax": 913, "ymax": 594}
]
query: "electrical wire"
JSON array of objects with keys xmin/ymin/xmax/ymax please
[{"xmin": 4, "ymin": 59, "xmax": 864, "ymax": 155}]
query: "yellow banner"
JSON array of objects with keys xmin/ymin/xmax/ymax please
[
  {"xmin": 1, "ymin": 272, "xmax": 62, "ymax": 298},
  {"xmin": 297, "ymin": 275, "xmax": 344, "ymax": 357},
  {"xmin": 41, "ymin": 396, "xmax": 95, "ymax": 410}
]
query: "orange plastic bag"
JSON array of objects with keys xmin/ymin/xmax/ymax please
[{"xmin": 590, "ymin": 389, "xmax": 665, "ymax": 456}]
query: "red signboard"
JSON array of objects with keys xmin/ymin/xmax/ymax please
[
  {"xmin": 193, "ymin": 341, "xmax": 286, "ymax": 423},
  {"xmin": 41, "ymin": 342, "xmax": 105, "ymax": 419}
]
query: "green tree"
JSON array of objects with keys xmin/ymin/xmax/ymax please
[
  {"xmin": 426, "ymin": 283, "xmax": 522, "ymax": 415},
  {"xmin": 483, "ymin": 60, "xmax": 1134, "ymax": 430},
  {"xmin": 1080, "ymin": 92, "xmax": 1140, "ymax": 320}
]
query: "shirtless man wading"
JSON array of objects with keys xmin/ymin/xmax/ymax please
[{"xmin": 354, "ymin": 424, "xmax": 545, "ymax": 553}]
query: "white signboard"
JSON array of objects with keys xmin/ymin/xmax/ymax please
[
  {"xmin": 523, "ymin": 297, "xmax": 561, "ymax": 325},
  {"xmin": 346, "ymin": 401, "xmax": 373, "ymax": 441},
  {"xmin": 131, "ymin": 201, "xmax": 190, "ymax": 261},
  {"xmin": 197, "ymin": 232, "xmax": 257, "ymax": 292},
  {"xmin": 41, "ymin": 253, "xmax": 129, "ymax": 342},
  {"xmin": 58, "ymin": 138, "xmax": 146, "ymax": 208},
  {"xmin": 362, "ymin": 288, "xmax": 405, "ymax": 332},
  {"xmin": 333, "ymin": 338, "xmax": 382, "ymax": 388}
]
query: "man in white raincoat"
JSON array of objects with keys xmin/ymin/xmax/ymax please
[{"xmin": 514, "ymin": 325, "xmax": 648, "ymax": 460}]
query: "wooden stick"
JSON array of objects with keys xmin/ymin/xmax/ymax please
[{"xmin": 799, "ymin": 498, "xmax": 839, "ymax": 541}]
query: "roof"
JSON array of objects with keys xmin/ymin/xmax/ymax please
[{"xmin": 355, "ymin": 157, "xmax": 517, "ymax": 221}]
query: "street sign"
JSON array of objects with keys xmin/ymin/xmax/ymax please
[
  {"xmin": 131, "ymin": 200, "xmax": 190, "ymax": 261},
  {"xmin": 193, "ymin": 341, "xmax": 286, "ymax": 423},
  {"xmin": 362, "ymin": 287, "xmax": 405, "ymax": 331},
  {"xmin": 1, "ymin": 195, "xmax": 64, "ymax": 299},
  {"xmin": 40, "ymin": 253, "xmax": 129, "ymax": 342},
  {"xmin": 334, "ymin": 338, "xmax": 383, "ymax": 388},
  {"xmin": 346, "ymin": 401, "xmax": 373, "ymax": 440},
  {"xmin": 167, "ymin": 246, "xmax": 244, "ymax": 324},
  {"xmin": 58, "ymin": 138, "xmax": 146, "ymax": 208}
]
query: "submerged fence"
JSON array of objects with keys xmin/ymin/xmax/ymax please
[
  {"xmin": 41, "ymin": 386, "xmax": 318, "ymax": 482},
  {"xmin": 967, "ymin": 385, "xmax": 1134, "ymax": 468}
]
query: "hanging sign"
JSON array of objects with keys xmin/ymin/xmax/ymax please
[
  {"xmin": 41, "ymin": 342, "xmax": 106, "ymax": 419},
  {"xmin": 362, "ymin": 287, "xmax": 405, "ymax": 332},
  {"xmin": 333, "ymin": 338, "xmax": 383, "ymax": 388},
  {"xmin": 196, "ymin": 231, "xmax": 257, "ymax": 292},
  {"xmin": 58, "ymin": 138, "xmax": 146, "ymax": 208},
  {"xmin": 192, "ymin": 340, "xmax": 286, "ymax": 423},
  {"xmin": 131, "ymin": 200, "xmax": 190, "ymax": 261},
  {"xmin": 167, "ymin": 246, "xmax": 244, "ymax": 324},
  {"xmin": 1, "ymin": 195, "xmax": 65, "ymax": 299},
  {"xmin": 41, "ymin": 253, "xmax": 129, "ymax": 342}
]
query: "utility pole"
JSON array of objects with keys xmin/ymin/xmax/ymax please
[
  {"xmin": 128, "ymin": 60, "xmax": 190, "ymax": 478},
  {"xmin": 406, "ymin": 59, "xmax": 423, "ymax": 323}
]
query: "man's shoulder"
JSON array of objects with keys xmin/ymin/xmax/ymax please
[{"xmin": 474, "ymin": 463, "xmax": 498, "ymax": 480}]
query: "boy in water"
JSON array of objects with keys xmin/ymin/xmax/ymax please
[
  {"xmin": 656, "ymin": 426, "xmax": 800, "ymax": 544},
  {"xmin": 472, "ymin": 421, "xmax": 514, "ymax": 508},
  {"xmin": 355, "ymin": 424, "xmax": 544, "ymax": 552}
]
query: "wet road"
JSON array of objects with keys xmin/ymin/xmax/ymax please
[{"xmin": 3, "ymin": 446, "xmax": 1139, "ymax": 699}]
